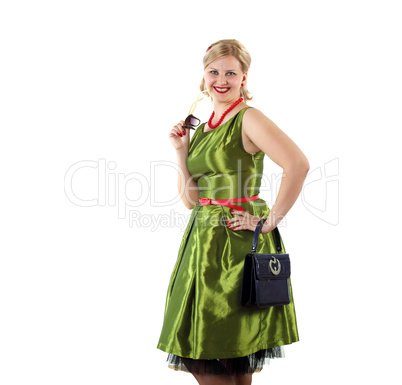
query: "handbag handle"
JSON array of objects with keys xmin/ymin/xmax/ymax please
[{"xmin": 251, "ymin": 218, "xmax": 282, "ymax": 253}]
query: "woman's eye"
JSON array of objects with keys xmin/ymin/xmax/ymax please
[
  {"xmin": 210, "ymin": 70, "xmax": 218, "ymax": 75},
  {"xmin": 227, "ymin": 72, "xmax": 236, "ymax": 76}
]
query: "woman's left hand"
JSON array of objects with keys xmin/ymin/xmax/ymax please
[{"xmin": 226, "ymin": 210, "xmax": 261, "ymax": 232}]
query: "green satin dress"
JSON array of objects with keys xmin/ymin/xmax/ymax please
[{"xmin": 157, "ymin": 107, "xmax": 299, "ymax": 369}]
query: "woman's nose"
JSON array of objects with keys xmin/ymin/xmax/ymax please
[{"xmin": 217, "ymin": 75, "xmax": 227, "ymax": 85}]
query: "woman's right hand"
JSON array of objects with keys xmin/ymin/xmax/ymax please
[{"xmin": 169, "ymin": 120, "xmax": 190, "ymax": 151}]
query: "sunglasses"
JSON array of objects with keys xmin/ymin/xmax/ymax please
[{"xmin": 182, "ymin": 90, "xmax": 209, "ymax": 130}]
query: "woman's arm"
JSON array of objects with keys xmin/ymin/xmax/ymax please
[
  {"xmin": 169, "ymin": 121, "xmax": 200, "ymax": 210},
  {"xmin": 242, "ymin": 108, "xmax": 310, "ymax": 234},
  {"xmin": 175, "ymin": 148, "xmax": 199, "ymax": 210}
]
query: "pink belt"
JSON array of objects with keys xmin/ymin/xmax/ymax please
[{"xmin": 198, "ymin": 194, "xmax": 259, "ymax": 212}]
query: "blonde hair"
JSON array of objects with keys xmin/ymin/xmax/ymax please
[{"xmin": 200, "ymin": 39, "xmax": 252, "ymax": 101}]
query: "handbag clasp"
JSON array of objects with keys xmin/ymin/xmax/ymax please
[{"xmin": 269, "ymin": 257, "xmax": 281, "ymax": 276}]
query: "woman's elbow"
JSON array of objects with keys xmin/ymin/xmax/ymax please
[
  {"xmin": 285, "ymin": 157, "xmax": 310, "ymax": 176},
  {"xmin": 301, "ymin": 157, "xmax": 310, "ymax": 174},
  {"xmin": 184, "ymin": 203, "xmax": 195, "ymax": 210},
  {"xmin": 295, "ymin": 152, "xmax": 310, "ymax": 174},
  {"xmin": 183, "ymin": 196, "xmax": 197, "ymax": 210}
]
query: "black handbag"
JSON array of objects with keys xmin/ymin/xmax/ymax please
[{"xmin": 240, "ymin": 218, "xmax": 291, "ymax": 308}]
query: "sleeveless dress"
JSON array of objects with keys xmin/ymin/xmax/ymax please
[{"xmin": 157, "ymin": 107, "xmax": 299, "ymax": 375}]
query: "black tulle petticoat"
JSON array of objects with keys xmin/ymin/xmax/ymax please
[{"xmin": 166, "ymin": 346, "xmax": 285, "ymax": 375}]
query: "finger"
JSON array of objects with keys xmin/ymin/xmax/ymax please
[
  {"xmin": 227, "ymin": 216, "xmax": 237, "ymax": 227},
  {"xmin": 230, "ymin": 222, "xmax": 243, "ymax": 231},
  {"xmin": 173, "ymin": 123, "xmax": 185, "ymax": 137},
  {"xmin": 177, "ymin": 122, "xmax": 186, "ymax": 136},
  {"xmin": 226, "ymin": 219, "xmax": 234, "ymax": 227},
  {"xmin": 172, "ymin": 127, "xmax": 183, "ymax": 137},
  {"xmin": 228, "ymin": 218, "xmax": 241, "ymax": 229},
  {"xmin": 174, "ymin": 128, "xmax": 183, "ymax": 137}
]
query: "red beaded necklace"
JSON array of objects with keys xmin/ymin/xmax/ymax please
[{"xmin": 208, "ymin": 97, "xmax": 244, "ymax": 129}]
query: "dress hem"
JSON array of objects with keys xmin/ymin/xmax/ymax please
[
  {"xmin": 165, "ymin": 346, "xmax": 285, "ymax": 375},
  {"xmin": 157, "ymin": 337, "xmax": 298, "ymax": 360}
]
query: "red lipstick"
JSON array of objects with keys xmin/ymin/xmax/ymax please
[{"xmin": 214, "ymin": 87, "xmax": 230, "ymax": 94}]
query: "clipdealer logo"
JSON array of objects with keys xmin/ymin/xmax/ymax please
[
  {"xmin": 63, "ymin": 158, "xmax": 262, "ymax": 216},
  {"xmin": 300, "ymin": 158, "xmax": 339, "ymax": 226},
  {"xmin": 63, "ymin": 158, "xmax": 192, "ymax": 229},
  {"xmin": 64, "ymin": 157, "xmax": 340, "ymax": 228}
]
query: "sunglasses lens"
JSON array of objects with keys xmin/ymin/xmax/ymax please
[{"xmin": 186, "ymin": 115, "xmax": 200, "ymax": 127}]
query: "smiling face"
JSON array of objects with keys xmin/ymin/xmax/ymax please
[{"xmin": 203, "ymin": 55, "xmax": 247, "ymax": 103}]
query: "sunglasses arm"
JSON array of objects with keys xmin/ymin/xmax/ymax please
[{"xmin": 187, "ymin": 90, "xmax": 209, "ymax": 116}]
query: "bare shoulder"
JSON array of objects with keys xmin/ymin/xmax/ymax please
[
  {"xmin": 243, "ymin": 107, "xmax": 278, "ymax": 132},
  {"xmin": 242, "ymin": 107, "xmax": 285, "ymax": 149},
  {"xmin": 242, "ymin": 107, "xmax": 309, "ymax": 169}
]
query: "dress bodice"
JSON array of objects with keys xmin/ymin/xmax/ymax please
[{"xmin": 187, "ymin": 107, "xmax": 265, "ymax": 200}]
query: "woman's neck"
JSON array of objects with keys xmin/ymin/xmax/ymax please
[{"xmin": 211, "ymin": 98, "xmax": 246, "ymax": 121}]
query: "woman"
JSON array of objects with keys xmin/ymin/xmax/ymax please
[{"xmin": 157, "ymin": 39, "xmax": 309, "ymax": 385}]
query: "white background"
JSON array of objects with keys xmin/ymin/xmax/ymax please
[{"xmin": 1, "ymin": 1, "xmax": 401, "ymax": 384}]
